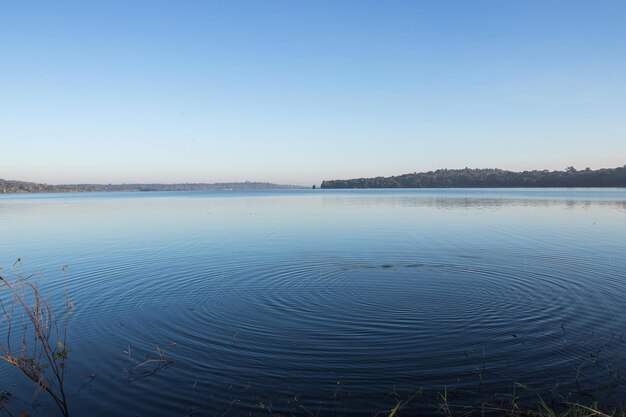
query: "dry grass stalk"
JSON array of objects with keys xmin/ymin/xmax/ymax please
[{"xmin": 0, "ymin": 260, "xmax": 72, "ymax": 417}]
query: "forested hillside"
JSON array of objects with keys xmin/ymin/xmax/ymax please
[
  {"xmin": 0, "ymin": 179, "xmax": 65, "ymax": 193},
  {"xmin": 321, "ymin": 166, "xmax": 626, "ymax": 188}
]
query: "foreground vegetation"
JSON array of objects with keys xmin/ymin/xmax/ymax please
[
  {"xmin": 0, "ymin": 260, "xmax": 72, "ymax": 417},
  {"xmin": 321, "ymin": 166, "xmax": 626, "ymax": 189}
]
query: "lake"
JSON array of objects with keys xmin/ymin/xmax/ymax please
[{"xmin": 1, "ymin": 189, "xmax": 625, "ymax": 416}]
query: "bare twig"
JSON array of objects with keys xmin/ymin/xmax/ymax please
[
  {"xmin": 122, "ymin": 345, "xmax": 173, "ymax": 382},
  {"xmin": 0, "ymin": 262, "xmax": 71, "ymax": 417}
]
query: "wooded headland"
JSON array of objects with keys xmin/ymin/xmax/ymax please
[{"xmin": 321, "ymin": 166, "xmax": 626, "ymax": 188}]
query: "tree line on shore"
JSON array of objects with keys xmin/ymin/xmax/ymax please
[
  {"xmin": 321, "ymin": 165, "xmax": 626, "ymax": 189},
  {"xmin": 0, "ymin": 180, "xmax": 302, "ymax": 194}
]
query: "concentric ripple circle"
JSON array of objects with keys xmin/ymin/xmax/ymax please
[{"xmin": 0, "ymin": 189, "xmax": 624, "ymax": 416}]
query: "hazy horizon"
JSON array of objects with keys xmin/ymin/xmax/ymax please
[
  {"xmin": 3, "ymin": 163, "xmax": 625, "ymax": 189},
  {"xmin": 2, "ymin": 1, "xmax": 625, "ymax": 186}
]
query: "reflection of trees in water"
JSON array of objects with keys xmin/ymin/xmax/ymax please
[{"xmin": 322, "ymin": 194, "xmax": 626, "ymax": 212}]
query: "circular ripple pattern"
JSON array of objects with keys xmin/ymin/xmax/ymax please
[
  {"xmin": 2, "ymin": 191, "xmax": 625, "ymax": 417},
  {"xmin": 59, "ymin": 252, "xmax": 626, "ymax": 416}
]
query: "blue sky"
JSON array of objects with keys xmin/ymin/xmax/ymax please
[{"xmin": 1, "ymin": 1, "xmax": 625, "ymax": 186}]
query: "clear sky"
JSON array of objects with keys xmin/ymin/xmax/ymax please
[{"xmin": 1, "ymin": 1, "xmax": 625, "ymax": 186}]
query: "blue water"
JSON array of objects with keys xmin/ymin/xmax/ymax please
[{"xmin": 1, "ymin": 189, "xmax": 625, "ymax": 416}]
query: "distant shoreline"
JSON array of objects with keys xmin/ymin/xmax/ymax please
[
  {"xmin": 3, "ymin": 165, "xmax": 626, "ymax": 193},
  {"xmin": 321, "ymin": 165, "xmax": 626, "ymax": 189},
  {"xmin": 0, "ymin": 180, "xmax": 306, "ymax": 194}
]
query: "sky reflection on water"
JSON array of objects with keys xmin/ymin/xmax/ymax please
[{"xmin": 1, "ymin": 189, "xmax": 625, "ymax": 416}]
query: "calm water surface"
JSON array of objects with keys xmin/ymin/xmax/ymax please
[{"xmin": 1, "ymin": 189, "xmax": 625, "ymax": 416}]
